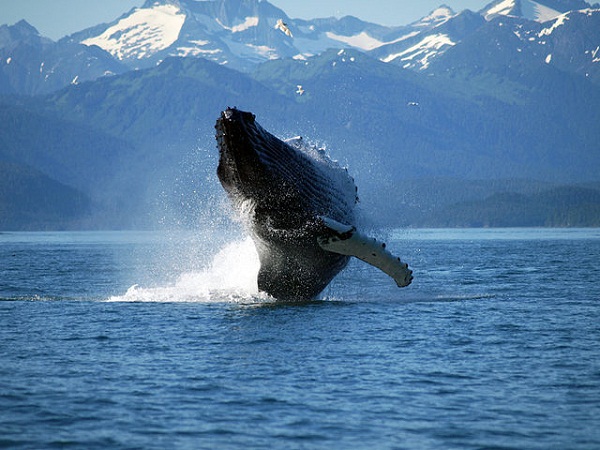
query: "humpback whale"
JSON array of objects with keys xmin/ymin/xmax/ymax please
[{"xmin": 215, "ymin": 107, "xmax": 412, "ymax": 300}]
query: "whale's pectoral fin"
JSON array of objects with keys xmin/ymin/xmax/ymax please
[{"xmin": 316, "ymin": 217, "xmax": 413, "ymax": 288}]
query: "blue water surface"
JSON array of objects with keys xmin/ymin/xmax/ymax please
[{"xmin": 1, "ymin": 228, "xmax": 599, "ymax": 449}]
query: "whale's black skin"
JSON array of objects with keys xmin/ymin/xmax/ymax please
[{"xmin": 216, "ymin": 107, "xmax": 358, "ymax": 300}]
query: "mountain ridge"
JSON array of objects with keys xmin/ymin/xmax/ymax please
[
  {"xmin": 2, "ymin": 1, "xmax": 599, "ymax": 95},
  {"xmin": 0, "ymin": 0, "xmax": 599, "ymax": 229}
]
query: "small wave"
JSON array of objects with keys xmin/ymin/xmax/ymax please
[
  {"xmin": 0, "ymin": 294, "xmax": 56, "ymax": 302},
  {"xmin": 107, "ymin": 238, "xmax": 270, "ymax": 303},
  {"xmin": 434, "ymin": 293, "xmax": 495, "ymax": 302},
  {"xmin": 402, "ymin": 293, "xmax": 496, "ymax": 304}
]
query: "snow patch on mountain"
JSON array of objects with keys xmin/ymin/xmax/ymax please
[
  {"xmin": 326, "ymin": 30, "xmax": 423, "ymax": 52},
  {"xmin": 538, "ymin": 12, "xmax": 570, "ymax": 36},
  {"xmin": 381, "ymin": 33, "xmax": 455, "ymax": 69},
  {"xmin": 216, "ymin": 16, "xmax": 259, "ymax": 33},
  {"xmin": 484, "ymin": 0, "xmax": 516, "ymax": 19},
  {"xmin": 521, "ymin": 0, "xmax": 562, "ymax": 22},
  {"xmin": 592, "ymin": 45, "xmax": 600, "ymax": 62},
  {"xmin": 483, "ymin": 0, "xmax": 562, "ymax": 22},
  {"xmin": 246, "ymin": 44, "xmax": 278, "ymax": 59},
  {"xmin": 413, "ymin": 6, "xmax": 455, "ymax": 27},
  {"xmin": 82, "ymin": 4, "xmax": 185, "ymax": 60},
  {"xmin": 176, "ymin": 40, "xmax": 222, "ymax": 57},
  {"xmin": 325, "ymin": 32, "xmax": 384, "ymax": 51}
]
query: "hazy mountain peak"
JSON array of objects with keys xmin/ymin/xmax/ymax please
[
  {"xmin": 412, "ymin": 5, "xmax": 456, "ymax": 27},
  {"xmin": 0, "ymin": 20, "xmax": 48, "ymax": 48},
  {"xmin": 6, "ymin": 19, "xmax": 40, "ymax": 36}
]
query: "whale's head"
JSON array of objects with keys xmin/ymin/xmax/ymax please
[
  {"xmin": 216, "ymin": 107, "xmax": 356, "ymax": 231},
  {"xmin": 215, "ymin": 108, "xmax": 278, "ymax": 208},
  {"xmin": 215, "ymin": 108, "xmax": 344, "ymax": 225},
  {"xmin": 216, "ymin": 107, "xmax": 303, "ymax": 230}
]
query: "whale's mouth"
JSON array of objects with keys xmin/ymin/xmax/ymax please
[
  {"xmin": 215, "ymin": 108, "xmax": 262, "ymax": 159},
  {"xmin": 216, "ymin": 108, "xmax": 264, "ymax": 196}
]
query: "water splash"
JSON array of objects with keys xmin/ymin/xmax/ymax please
[{"xmin": 107, "ymin": 237, "xmax": 268, "ymax": 303}]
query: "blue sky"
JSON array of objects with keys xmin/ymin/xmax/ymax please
[{"xmin": 1, "ymin": 0, "xmax": 492, "ymax": 40}]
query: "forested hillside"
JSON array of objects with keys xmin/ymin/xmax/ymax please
[{"xmin": 0, "ymin": 162, "xmax": 89, "ymax": 230}]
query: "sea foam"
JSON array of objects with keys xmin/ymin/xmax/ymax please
[{"xmin": 107, "ymin": 237, "xmax": 264, "ymax": 303}]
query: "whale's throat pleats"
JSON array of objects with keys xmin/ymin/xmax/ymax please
[{"xmin": 255, "ymin": 235, "xmax": 350, "ymax": 301}]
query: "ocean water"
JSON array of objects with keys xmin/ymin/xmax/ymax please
[{"xmin": 1, "ymin": 228, "xmax": 599, "ymax": 449}]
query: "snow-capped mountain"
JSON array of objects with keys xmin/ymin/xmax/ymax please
[
  {"xmin": 370, "ymin": 8, "xmax": 485, "ymax": 70},
  {"xmin": 1, "ymin": 0, "xmax": 598, "ymax": 94},
  {"xmin": 482, "ymin": 0, "xmax": 561, "ymax": 21},
  {"xmin": 425, "ymin": 6, "xmax": 600, "ymax": 84},
  {"xmin": 373, "ymin": 1, "xmax": 600, "ymax": 79},
  {"xmin": 523, "ymin": 8, "xmax": 600, "ymax": 82},
  {"xmin": 70, "ymin": 0, "xmax": 456, "ymax": 71},
  {"xmin": 480, "ymin": 0, "xmax": 591, "ymax": 22}
]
